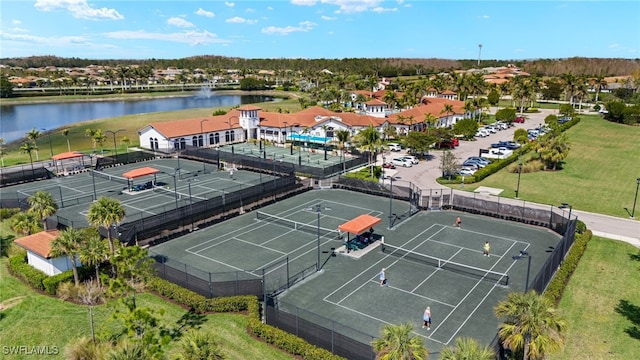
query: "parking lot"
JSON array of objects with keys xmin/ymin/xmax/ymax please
[{"xmin": 380, "ymin": 108, "xmax": 556, "ymax": 189}]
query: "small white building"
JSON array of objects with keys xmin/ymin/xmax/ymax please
[{"xmin": 14, "ymin": 230, "xmax": 81, "ymax": 276}]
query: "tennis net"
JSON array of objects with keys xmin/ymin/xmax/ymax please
[
  {"xmin": 256, "ymin": 211, "xmax": 341, "ymax": 239},
  {"xmin": 153, "ymin": 186, "xmax": 207, "ymax": 201},
  {"xmin": 382, "ymin": 244, "xmax": 509, "ymax": 286},
  {"xmin": 91, "ymin": 169, "xmax": 129, "ymax": 185}
]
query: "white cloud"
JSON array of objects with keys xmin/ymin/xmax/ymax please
[
  {"xmin": 321, "ymin": 15, "xmax": 336, "ymax": 20},
  {"xmin": 481, "ymin": 15, "xmax": 490, "ymax": 19},
  {"xmin": 12, "ymin": 19, "xmax": 22, "ymax": 25},
  {"xmin": 292, "ymin": 0, "xmax": 317, "ymax": 5},
  {"xmin": 322, "ymin": 0, "xmax": 385, "ymax": 14},
  {"xmin": 267, "ymin": 6, "xmax": 274, "ymax": 10},
  {"xmin": 167, "ymin": 17, "xmax": 194, "ymax": 28},
  {"xmin": 9, "ymin": 27, "xmax": 29, "ymax": 33},
  {"xmin": 104, "ymin": 30, "xmax": 230, "ymax": 46},
  {"xmin": 246, "ymin": 8, "xmax": 255, "ymax": 13},
  {"xmin": 226, "ymin": 17, "xmax": 257, "ymax": 24},
  {"xmin": 195, "ymin": 8, "xmax": 215, "ymax": 18},
  {"xmin": 372, "ymin": 7, "xmax": 397, "ymax": 13},
  {"xmin": 34, "ymin": 0, "xmax": 124, "ymax": 20},
  {"xmin": 0, "ymin": 30, "xmax": 90, "ymax": 47},
  {"xmin": 608, "ymin": 43, "xmax": 621, "ymax": 49},
  {"xmin": 225, "ymin": 1, "xmax": 235, "ymax": 7},
  {"xmin": 261, "ymin": 20, "xmax": 316, "ymax": 35}
]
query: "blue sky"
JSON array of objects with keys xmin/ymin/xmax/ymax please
[{"xmin": 1, "ymin": 0, "xmax": 638, "ymax": 60}]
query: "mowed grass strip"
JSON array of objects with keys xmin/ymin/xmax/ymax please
[
  {"xmin": 549, "ymin": 237, "xmax": 640, "ymax": 360},
  {"xmin": 468, "ymin": 115, "xmax": 640, "ymax": 218}
]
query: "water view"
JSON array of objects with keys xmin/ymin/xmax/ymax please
[{"xmin": 0, "ymin": 92, "xmax": 276, "ymax": 143}]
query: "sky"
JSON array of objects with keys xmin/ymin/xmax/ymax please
[{"xmin": 0, "ymin": 0, "xmax": 638, "ymax": 60}]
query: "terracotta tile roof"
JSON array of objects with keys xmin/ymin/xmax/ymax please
[
  {"xmin": 336, "ymin": 113, "xmax": 386, "ymax": 127},
  {"xmin": 238, "ymin": 105, "xmax": 262, "ymax": 111},
  {"xmin": 366, "ymin": 99, "xmax": 387, "ymax": 105},
  {"xmin": 14, "ymin": 230, "xmax": 61, "ymax": 259},
  {"xmin": 147, "ymin": 110, "xmax": 242, "ymax": 138},
  {"xmin": 258, "ymin": 112, "xmax": 297, "ymax": 128},
  {"xmin": 387, "ymin": 99, "xmax": 464, "ymax": 124}
]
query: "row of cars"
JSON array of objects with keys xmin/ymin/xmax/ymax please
[
  {"xmin": 475, "ymin": 121, "xmax": 511, "ymax": 138},
  {"xmin": 458, "ymin": 156, "xmax": 492, "ymax": 176},
  {"xmin": 388, "ymin": 155, "xmax": 419, "ymax": 168}
]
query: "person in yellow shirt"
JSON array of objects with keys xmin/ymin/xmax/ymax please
[{"xmin": 483, "ymin": 241, "xmax": 491, "ymax": 257}]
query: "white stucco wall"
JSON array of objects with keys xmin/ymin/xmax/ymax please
[{"xmin": 26, "ymin": 252, "xmax": 80, "ymax": 276}]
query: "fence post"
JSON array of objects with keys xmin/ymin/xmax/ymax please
[
  {"xmin": 286, "ymin": 256, "xmax": 290, "ymax": 289},
  {"xmin": 209, "ymin": 272, "xmax": 213, "ymax": 298},
  {"xmin": 184, "ymin": 263, "xmax": 188, "ymax": 286}
]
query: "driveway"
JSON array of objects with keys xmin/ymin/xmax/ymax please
[{"xmin": 376, "ymin": 109, "xmax": 640, "ymax": 247}]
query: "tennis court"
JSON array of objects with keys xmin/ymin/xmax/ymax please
[
  {"xmin": 147, "ymin": 188, "xmax": 560, "ymax": 353},
  {"xmin": 3, "ymin": 158, "xmax": 275, "ymax": 227},
  {"xmin": 220, "ymin": 141, "xmax": 349, "ymax": 168}
]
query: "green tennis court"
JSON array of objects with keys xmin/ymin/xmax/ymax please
[
  {"xmin": 147, "ymin": 189, "xmax": 561, "ymax": 353},
  {"xmin": 220, "ymin": 141, "xmax": 349, "ymax": 167}
]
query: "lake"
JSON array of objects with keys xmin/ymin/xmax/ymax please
[{"xmin": 0, "ymin": 92, "xmax": 276, "ymax": 143}]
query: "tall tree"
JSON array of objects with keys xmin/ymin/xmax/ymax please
[
  {"xmin": 440, "ymin": 337, "xmax": 494, "ymax": 360},
  {"xmin": 334, "ymin": 129, "xmax": 351, "ymax": 173},
  {"xmin": 494, "ymin": 291, "xmax": 566, "ymax": 360},
  {"xmin": 62, "ymin": 129, "xmax": 71, "ymax": 152},
  {"xmin": 533, "ymin": 134, "xmax": 570, "ymax": 170},
  {"xmin": 0, "ymin": 137, "xmax": 5, "ymax": 167},
  {"xmin": 371, "ymin": 323, "xmax": 428, "ymax": 360},
  {"xmin": 86, "ymin": 129, "xmax": 98, "ymax": 152},
  {"xmin": 27, "ymin": 190, "xmax": 58, "ymax": 230},
  {"xmin": 354, "ymin": 125, "xmax": 382, "ymax": 177},
  {"xmin": 10, "ymin": 212, "xmax": 40, "ymax": 235},
  {"xmin": 86, "ymin": 197, "xmax": 126, "ymax": 255},
  {"xmin": 79, "ymin": 234, "xmax": 110, "ymax": 287},
  {"xmin": 50, "ymin": 227, "xmax": 83, "ymax": 285},
  {"xmin": 25, "ymin": 128, "xmax": 42, "ymax": 161},
  {"xmin": 111, "ymin": 245, "xmax": 154, "ymax": 308}
]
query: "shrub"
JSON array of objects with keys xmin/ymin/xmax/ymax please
[
  {"xmin": 8, "ymin": 252, "xmax": 48, "ymax": 291},
  {"xmin": 0, "ymin": 208, "xmax": 20, "ymax": 220},
  {"xmin": 543, "ymin": 230, "xmax": 592, "ymax": 305}
]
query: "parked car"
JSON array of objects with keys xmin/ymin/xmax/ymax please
[
  {"xmin": 387, "ymin": 143, "xmax": 402, "ymax": 151},
  {"xmin": 401, "ymin": 155, "xmax": 419, "ymax": 165},
  {"xmin": 457, "ymin": 167, "xmax": 476, "ymax": 176},
  {"xmin": 475, "ymin": 129, "xmax": 489, "ymax": 137},
  {"xmin": 382, "ymin": 162, "xmax": 396, "ymax": 169},
  {"xmin": 435, "ymin": 138, "xmax": 459, "ymax": 148},
  {"xmin": 495, "ymin": 122, "xmax": 508, "ymax": 130},
  {"xmin": 466, "ymin": 156, "xmax": 491, "ymax": 165},
  {"xmin": 514, "ymin": 116, "xmax": 525, "ymax": 123},
  {"xmin": 391, "ymin": 157, "xmax": 413, "ymax": 167},
  {"xmin": 462, "ymin": 159, "xmax": 486, "ymax": 169},
  {"xmin": 485, "ymin": 125, "xmax": 498, "ymax": 133},
  {"xmin": 491, "ymin": 141, "xmax": 520, "ymax": 150}
]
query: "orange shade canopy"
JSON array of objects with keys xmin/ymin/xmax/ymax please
[
  {"xmin": 122, "ymin": 167, "xmax": 160, "ymax": 179},
  {"xmin": 51, "ymin": 151, "xmax": 84, "ymax": 160},
  {"xmin": 338, "ymin": 214, "xmax": 382, "ymax": 235}
]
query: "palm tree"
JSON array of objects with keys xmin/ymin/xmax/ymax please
[
  {"xmin": 50, "ymin": 228, "xmax": 83, "ymax": 285},
  {"xmin": 0, "ymin": 137, "xmax": 6, "ymax": 167},
  {"xmin": 19, "ymin": 142, "xmax": 37, "ymax": 177},
  {"xmin": 334, "ymin": 129, "xmax": 351, "ymax": 173},
  {"xmin": 423, "ymin": 113, "xmax": 438, "ymax": 134},
  {"xmin": 177, "ymin": 330, "xmax": 225, "ymax": 360},
  {"xmin": 27, "ymin": 190, "xmax": 58, "ymax": 230},
  {"xmin": 79, "ymin": 235, "xmax": 109, "ymax": 287},
  {"xmin": 10, "ymin": 212, "xmax": 39, "ymax": 235},
  {"xmin": 591, "ymin": 75, "xmax": 608, "ymax": 103},
  {"xmin": 86, "ymin": 129, "xmax": 98, "ymax": 152},
  {"xmin": 494, "ymin": 291, "xmax": 566, "ymax": 360},
  {"xmin": 121, "ymin": 136, "xmax": 131, "ymax": 153},
  {"xmin": 62, "ymin": 129, "xmax": 71, "ymax": 152},
  {"xmin": 440, "ymin": 104, "xmax": 455, "ymax": 127},
  {"xmin": 371, "ymin": 323, "xmax": 428, "ymax": 360},
  {"xmin": 440, "ymin": 337, "xmax": 494, "ymax": 360},
  {"xmin": 354, "ymin": 125, "xmax": 382, "ymax": 177},
  {"xmin": 86, "ymin": 196, "xmax": 126, "ymax": 255},
  {"xmin": 25, "ymin": 128, "xmax": 41, "ymax": 161}
]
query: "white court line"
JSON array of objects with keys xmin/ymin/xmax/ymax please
[
  {"xmin": 231, "ymin": 236, "xmax": 288, "ymax": 255},
  {"xmin": 122, "ymin": 202, "xmax": 158, "ymax": 216},
  {"xmin": 456, "ymin": 226, "xmax": 532, "ymax": 245},
  {"xmin": 410, "ymin": 247, "xmax": 464, "ymax": 293},
  {"xmin": 442, "ymin": 241, "xmax": 526, "ymax": 344},
  {"xmin": 57, "ymin": 184, "xmax": 88, "ymax": 195},
  {"xmin": 188, "ymin": 250, "xmax": 260, "ymax": 275}
]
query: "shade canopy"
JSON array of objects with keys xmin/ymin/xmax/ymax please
[
  {"xmin": 51, "ymin": 151, "xmax": 85, "ymax": 161},
  {"xmin": 338, "ymin": 214, "xmax": 382, "ymax": 235},
  {"xmin": 122, "ymin": 167, "xmax": 160, "ymax": 179}
]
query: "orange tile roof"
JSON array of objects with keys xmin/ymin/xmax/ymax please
[
  {"xmin": 238, "ymin": 105, "xmax": 262, "ymax": 111},
  {"xmin": 14, "ymin": 230, "xmax": 61, "ymax": 259},
  {"xmin": 366, "ymin": 99, "xmax": 387, "ymax": 105},
  {"xmin": 148, "ymin": 110, "xmax": 242, "ymax": 138},
  {"xmin": 258, "ymin": 112, "xmax": 297, "ymax": 127},
  {"xmin": 387, "ymin": 99, "xmax": 464, "ymax": 124}
]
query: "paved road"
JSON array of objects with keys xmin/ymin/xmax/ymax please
[{"xmin": 380, "ymin": 109, "xmax": 640, "ymax": 247}]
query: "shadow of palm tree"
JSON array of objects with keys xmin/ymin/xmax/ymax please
[
  {"xmin": 615, "ymin": 299, "xmax": 640, "ymax": 340},
  {"xmin": 629, "ymin": 251, "xmax": 640, "ymax": 262},
  {"xmin": 162, "ymin": 310, "xmax": 208, "ymax": 340}
]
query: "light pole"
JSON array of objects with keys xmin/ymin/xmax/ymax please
[
  {"xmin": 283, "ymin": 121, "xmax": 289, "ymax": 150},
  {"xmin": 388, "ymin": 176, "xmax": 395, "ymax": 230},
  {"xmin": 306, "ymin": 204, "xmax": 331, "ymax": 271},
  {"xmin": 559, "ymin": 203, "xmax": 573, "ymax": 236},
  {"xmin": 169, "ymin": 168, "xmax": 180, "ymax": 210},
  {"xmin": 105, "ymin": 129, "xmax": 125, "ymax": 159},
  {"xmin": 187, "ymin": 179, "xmax": 194, "ymax": 231},
  {"xmin": 515, "ymin": 162, "xmax": 523, "ymax": 199},
  {"xmin": 41, "ymin": 128, "xmax": 53, "ymax": 157},
  {"xmin": 289, "ymin": 123, "xmax": 298, "ymax": 155},
  {"xmin": 200, "ymin": 119, "xmax": 209, "ymax": 173},
  {"xmin": 227, "ymin": 115, "xmax": 238, "ymax": 155},
  {"xmin": 631, "ymin": 177, "xmax": 640, "ymax": 218},
  {"xmin": 512, "ymin": 250, "xmax": 531, "ymax": 292}
]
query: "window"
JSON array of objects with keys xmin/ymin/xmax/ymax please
[
  {"xmin": 209, "ymin": 133, "xmax": 215, "ymax": 145},
  {"xmin": 192, "ymin": 136, "xmax": 199, "ymax": 147},
  {"xmin": 225, "ymin": 131, "xmax": 230, "ymax": 143},
  {"xmin": 179, "ymin": 138, "xmax": 186, "ymax": 149},
  {"xmin": 214, "ymin": 133, "xmax": 220, "ymax": 144}
]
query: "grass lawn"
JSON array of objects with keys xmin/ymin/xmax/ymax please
[
  {"xmin": 465, "ymin": 115, "xmax": 640, "ymax": 218},
  {"xmin": 1, "ymin": 94, "xmax": 303, "ymax": 167},
  {"xmin": 550, "ymin": 236, "xmax": 640, "ymax": 359}
]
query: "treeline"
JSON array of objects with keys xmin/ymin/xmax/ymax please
[{"xmin": 1, "ymin": 55, "xmax": 639, "ymax": 77}]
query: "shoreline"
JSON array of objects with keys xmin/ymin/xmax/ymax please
[{"xmin": 0, "ymin": 89, "xmax": 298, "ymax": 106}]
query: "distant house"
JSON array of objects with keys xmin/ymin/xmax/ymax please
[{"xmin": 13, "ymin": 230, "xmax": 81, "ymax": 276}]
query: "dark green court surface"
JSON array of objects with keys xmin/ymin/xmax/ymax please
[{"xmin": 148, "ymin": 189, "xmax": 561, "ymax": 353}]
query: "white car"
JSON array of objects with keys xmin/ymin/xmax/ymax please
[
  {"xmin": 401, "ymin": 155, "xmax": 418, "ymax": 165},
  {"xmin": 387, "ymin": 143, "xmax": 402, "ymax": 151},
  {"xmin": 391, "ymin": 157, "xmax": 413, "ymax": 167},
  {"xmin": 475, "ymin": 129, "xmax": 489, "ymax": 137},
  {"xmin": 458, "ymin": 167, "xmax": 476, "ymax": 176}
]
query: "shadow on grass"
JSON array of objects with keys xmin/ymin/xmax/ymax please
[
  {"xmin": 163, "ymin": 310, "xmax": 208, "ymax": 340},
  {"xmin": 629, "ymin": 251, "xmax": 640, "ymax": 262},
  {"xmin": 615, "ymin": 299, "xmax": 640, "ymax": 340}
]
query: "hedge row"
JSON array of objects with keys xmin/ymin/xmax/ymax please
[
  {"xmin": 543, "ymin": 230, "xmax": 593, "ymax": 305},
  {"xmin": 147, "ymin": 276, "xmax": 345, "ymax": 360},
  {"xmin": 8, "ymin": 252, "xmax": 94, "ymax": 294}
]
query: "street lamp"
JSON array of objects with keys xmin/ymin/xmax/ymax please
[
  {"xmin": 512, "ymin": 250, "xmax": 532, "ymax": 292},
  {"xmin": 388, "ymin": 176, "xmax": 396, "ymax": 230},
  {"xmin": 187, "ymin": 179, "xmax": 195, "ymax": 231},
  {"xmin": 41, "ymin": 128, "xmax": 53, "ymax": 157},
  {"xmin": 631, "ymin": 177, "xmax": 640, "ymax": 218},
  {"xmin": 306, "ymin": 204, "xmax": 332, "ymax": 271},
  {"xmin": 559, "ymin": 203, "xmax": 573, "ymax": 236},
  {"xmin": 283, "ymin": 121, "xmax": 289, "ymax": 150},
  {"xmin": 227, "ymin": 115, "xmax": 238, "ymax": 154},
  {"xmin": 105, "ymin": 129, "xmax": 125, "ymax": 159},
  {"xmin": 515, "ymin": 162, "xmax": 523, "ymax": 199},
  {"xmin": 200, "ymin": 119, "xmax": 209, "ymax": 173}
]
